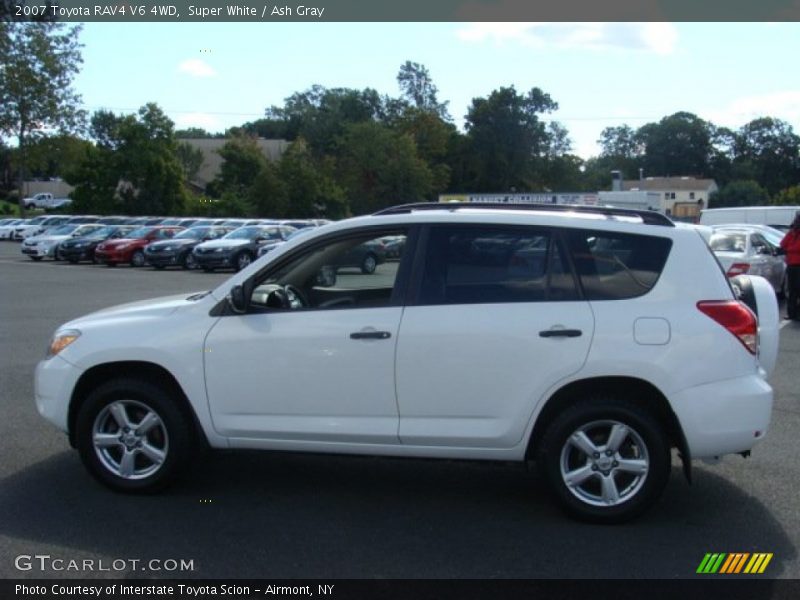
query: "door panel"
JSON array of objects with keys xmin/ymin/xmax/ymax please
[
  {"xmin": 205, "ymin": 308, "xmax": 402, "ymax": 443},
  {"xmin": 396, "ymin": 302, "xmax": 593, "ymax": 448}
]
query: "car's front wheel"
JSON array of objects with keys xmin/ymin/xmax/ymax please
[
  {"xmin": 538, "ymin": 396, "xmax": 670, "ymax": 523},
  {"xmin": 235, "ymin": 252, "xmax": 253, "ymax": 271},
  {"xmin": 75, "ymin": 379, "xmax": 193, "ymax": 492},
  {"xmin": 130, "ymin": 250, "xmax": 145, "ymax": 267},
  {"xmin": 361, "ymin": 253, "xmax": 377, "ymax": 274},
  {"xmin": 183, "ymin": 252, "xmax": 197, "ymax": 270}
]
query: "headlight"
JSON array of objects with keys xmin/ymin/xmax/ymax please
[
  {"xmin": 47, "ymin": 329, "xmax": 81, "ymax": 358},
  {"xmin": 162, "ymin": 246, "xmax": 173, "ymax": 252},
  {"xmin": 215, "ymin": 247, "xmax": 225, "ymax": 253}
]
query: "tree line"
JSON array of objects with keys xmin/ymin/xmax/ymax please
[{"xmin": 2, "ymin": 23, "xmax": 800, "ymax": 217}]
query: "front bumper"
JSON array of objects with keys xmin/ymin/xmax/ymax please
[
  {"xmin": 35, "ymin": 355, "xmax": 84, "ymax": 433},
  {"xmin": 145, "ymin": 250, "xmax": 182, "ymax": 267},
  {"xmin": 21, "ymin": 245, "xmax": 54, "ymax": 258},
  {"xmin": 670, "ymin": 374, "xmax": 772, "ymax": 459},
  {"xmin": 95, "ymin": 248, "xmax": 131, "ymax": 264},
  {"xmin": 193, "ymin": 252, "xmax": 234, "ymax": 268},
  {"xmin": 60, "ymin": 247, "xmax": 92, "ymax": 261}
]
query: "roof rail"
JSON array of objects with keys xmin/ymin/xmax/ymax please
[{"xmin": 373, "ymin": 202, "xmax": 675, "ymax": 227}]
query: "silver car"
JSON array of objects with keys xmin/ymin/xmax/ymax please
[{"xmin": 709, "ymin": 225, "xmax": 787, "ymax": 296}]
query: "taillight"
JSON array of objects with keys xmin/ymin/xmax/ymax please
[
  {"xmin": 727, "ymin": 263, "xmax": 750, "ymax": 277},
  {"xmin": 697, "ymin": 300, "xmax": 757, "ymax": 355}
]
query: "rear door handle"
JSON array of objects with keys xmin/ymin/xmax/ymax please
[
  {"xmin": 539, "ymin": 329, "xmax": 582, "ymax": 338},
  {"xmin": 350, "ymin": 331, "xmax": 392, "ymax": 340}
]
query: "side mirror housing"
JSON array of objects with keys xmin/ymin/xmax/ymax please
[{"xmin": 229, "ymin": 284, "xmax": 249, "ymax": 314}]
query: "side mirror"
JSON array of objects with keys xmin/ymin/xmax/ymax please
[{"xmin": 229, "ymin": 284, "xmax": 249, "ymax": 314}]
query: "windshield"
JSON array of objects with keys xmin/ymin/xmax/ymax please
[
  {"xmin": 174, "ymin": 227, "xmax": 207, "ymax": 240},
  {"xmin": 287, "ymin": 228, "xmax": 314, "ymax": 241},
  {"xmin": 709, "ymin": 233, "xmax": 747, "ymax": 253},
  {"xmin": 47, "ymin": 224, "xmax": 79, "ymax": 235},
  {"xmin": 85, "ymin": 226, "xmax": 118, "ymax": 238},
  {"xmin": 125, "ymin": 227, "xmax": 154, "ymax": 239},
  {"xmin": 224, "ymin": 226, "xmax": 264, "ymax": 240}
]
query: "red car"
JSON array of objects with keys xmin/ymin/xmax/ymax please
[{"xmin": 95, "ymin": 226, "xmax": 184, "ymax": 267}]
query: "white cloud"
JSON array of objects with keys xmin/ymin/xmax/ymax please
[
  {"xmin": 174, "ymin": 112, "xmax": 222, "ymax": 132},
  {"xmin": 177, "ymin": 59, "xmax": 217, "ymax": 78},
  {"xmin": 703, "ymin": 91, "xmax": 800, "ymax": 128},
  {"xmin": 456, "ymin": 23, "xmax": 678, "ymax": 56}
]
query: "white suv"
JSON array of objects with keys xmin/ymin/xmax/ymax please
[{"xmin": 35, "ymin": 204, "xmax": 779, "ymax": 523}]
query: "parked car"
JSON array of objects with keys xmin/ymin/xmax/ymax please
[
  {"xmin": 193, "ymin": 225, "xmax": 296, "ymax": 272},
  {"xmin": 256, "ymin": 226, "xmax": 316, "ymax": 258},
  {"xmin": 20, "ymin": 223, "xmax": 104, "ymax": 261},
  {"xmin": 59, "ymin": 225, "xmax": 138, "ymax": 264},
  {"xmin": 34, "ymin": 203, "xmax": 778, "ymax": 523},
  {"xmin": 709, "ymin": 226, "xmax": 787, "ymax": 296},
  {"xmin": 94, "ymin": 226, "xmax": 184, "ymax": 267},
  {"xmin": 145, "ymin": 226, "xmax": 234, "ymax": 270},
  {"xmin": 0, "ymin": 219, "xmax": 25, "ymax": 240},
  {"xmin": 13, "ymin": 215, "xmax": 70, "ymax": 240}
]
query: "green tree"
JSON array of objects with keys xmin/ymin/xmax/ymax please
[
  {"xmin": 463, "ymin": 86, "xmax": 558, "ymax": 192},
  {"xmin": 247, "ymin": 161, "xmax": 288, "ymax": 217},
  {"xmin": 212, "ymin": 135, "xmax": 267, "ymax": 197},
  {"xmin": 176, "ymin": 141, "xmax": 204, "ymax": 184},
  {"xmin": 772, "ymin": 185, "xmax": 800, "ymax": 206},
  {"xmin": 336, "ymin": 121, "xmax": 433, "ymax": 215},
  {"xmin": 709, "ymin": 179, "xmax": 769, "ymax": 208},
  {"xmin": 733, "ymin": 118, "xmax": 800, "ymax": 196},
  {"xmin": 67, "ymin": 104, "xmax": 187, "ymax": 215},
  {"xmin": 278, "ymin": 139, "xmax": 346, "ymax": 218},
  {"xmin": 638, "ymin": 112, "xmax": 713, "ymax": 177},
  {"xmin": 396, "ymin": 61, "xmax": 450, "ymax": 119},
  {"xmin": 265, "ymin": 85, "xmax": 383, "ymax": 155},
  {"xmin": 20, "ymin": 134, "xmax": 92, "ymax": 179},
  {"xmin": 0, "ymin": 22, "xmax": 84, "ymax": 213}
]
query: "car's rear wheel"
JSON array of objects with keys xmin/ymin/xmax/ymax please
[
  {"xmin": 361, "ymin": 253, "xmax": 377, "ymax": 274},
  {"xmin": 75, "ymin": 379, "xmax": 192, "ymax": 492},
  {"xmin": 538, "ymin": 396, "xmax": 670, "ymax": 523},
  {"xmin": 130, "ymin": 250, "xmax": 145, "ymax": 267}
]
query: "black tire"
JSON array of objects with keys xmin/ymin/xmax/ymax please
[
  {"xmin": 75, "ymin": 378, "xmax": 193, "ymax": 493},
  {"xmin": 235, "ymin": 251, "xmax": 253, "ymax": 272},
  {"xmin": 130, "ymin": 250, "xmax": 145, "ymax": 268},
  {"xmin": 360, "ymin": 253, "xmax": 377, "ymax": 274},
  {"xmin": 537, "ymin": 396, "xmax": 670, "ymax": 524},
  {"xmin": 182, "ymin": 252, "xmax": 197, "ymax": 270}
]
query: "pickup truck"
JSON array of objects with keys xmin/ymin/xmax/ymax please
[{"xmin": 22, "ymin": 193, "xmax": 73, "ymax": 210}]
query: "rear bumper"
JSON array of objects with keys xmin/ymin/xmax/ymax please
[{"xmin": 670, "ymin": 374, "xmax": 772, "ymax": 459}]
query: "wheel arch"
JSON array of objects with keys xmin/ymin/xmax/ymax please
[
  {"xmin": 68, "ymin": 361, "xmax": 208, "ymax": 450},
  {"xmin": 526, "ymin": 376, "xmax": 692, "ymax": 482}
]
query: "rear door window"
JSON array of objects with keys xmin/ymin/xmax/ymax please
[
  {"xmin": 564, "ymin": 229, "xmax": 672, "ymax": 300},
  {"xmin": 417, "ymin": 225, "xmax": 579, "ymax": 305}
]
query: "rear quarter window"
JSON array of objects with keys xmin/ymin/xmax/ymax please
[{"xmin": 564, "ymin": 229, "xmax": 672, "ymax": 300}]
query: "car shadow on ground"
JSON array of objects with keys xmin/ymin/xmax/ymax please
[{"xmin": 0, "ymin": 450, "xmax": 795, "ymax": 579}]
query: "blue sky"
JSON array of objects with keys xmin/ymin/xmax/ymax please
[{"xmin": 74, "ymin": 22, "xmax": 800, "ymax": 159}]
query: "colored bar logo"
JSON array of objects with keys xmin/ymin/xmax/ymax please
[{"xmin": 697, "ymin": 553, "xmax": 773, "ymax": 574}]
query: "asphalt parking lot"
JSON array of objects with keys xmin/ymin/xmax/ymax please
[{"xmin": 0, "ymin": 241, "xmax": 798, "ymax": 580}]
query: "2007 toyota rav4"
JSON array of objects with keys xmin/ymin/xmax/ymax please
[{"xmin": 35, "ymin": 203, "xmax": 779, "ymax": 523}]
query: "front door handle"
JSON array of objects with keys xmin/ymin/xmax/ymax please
[
  {"xmin": 350, "ymin": 331, "xmax": 392, "ymax": 340},
  {"xmin": 539, "ymin": 329, "xmax": 582, "ymax": 338}
]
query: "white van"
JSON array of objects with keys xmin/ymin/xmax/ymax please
[{"xmin": 700, "ymin": 206, "xmax": 800, "ymax": 230}]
